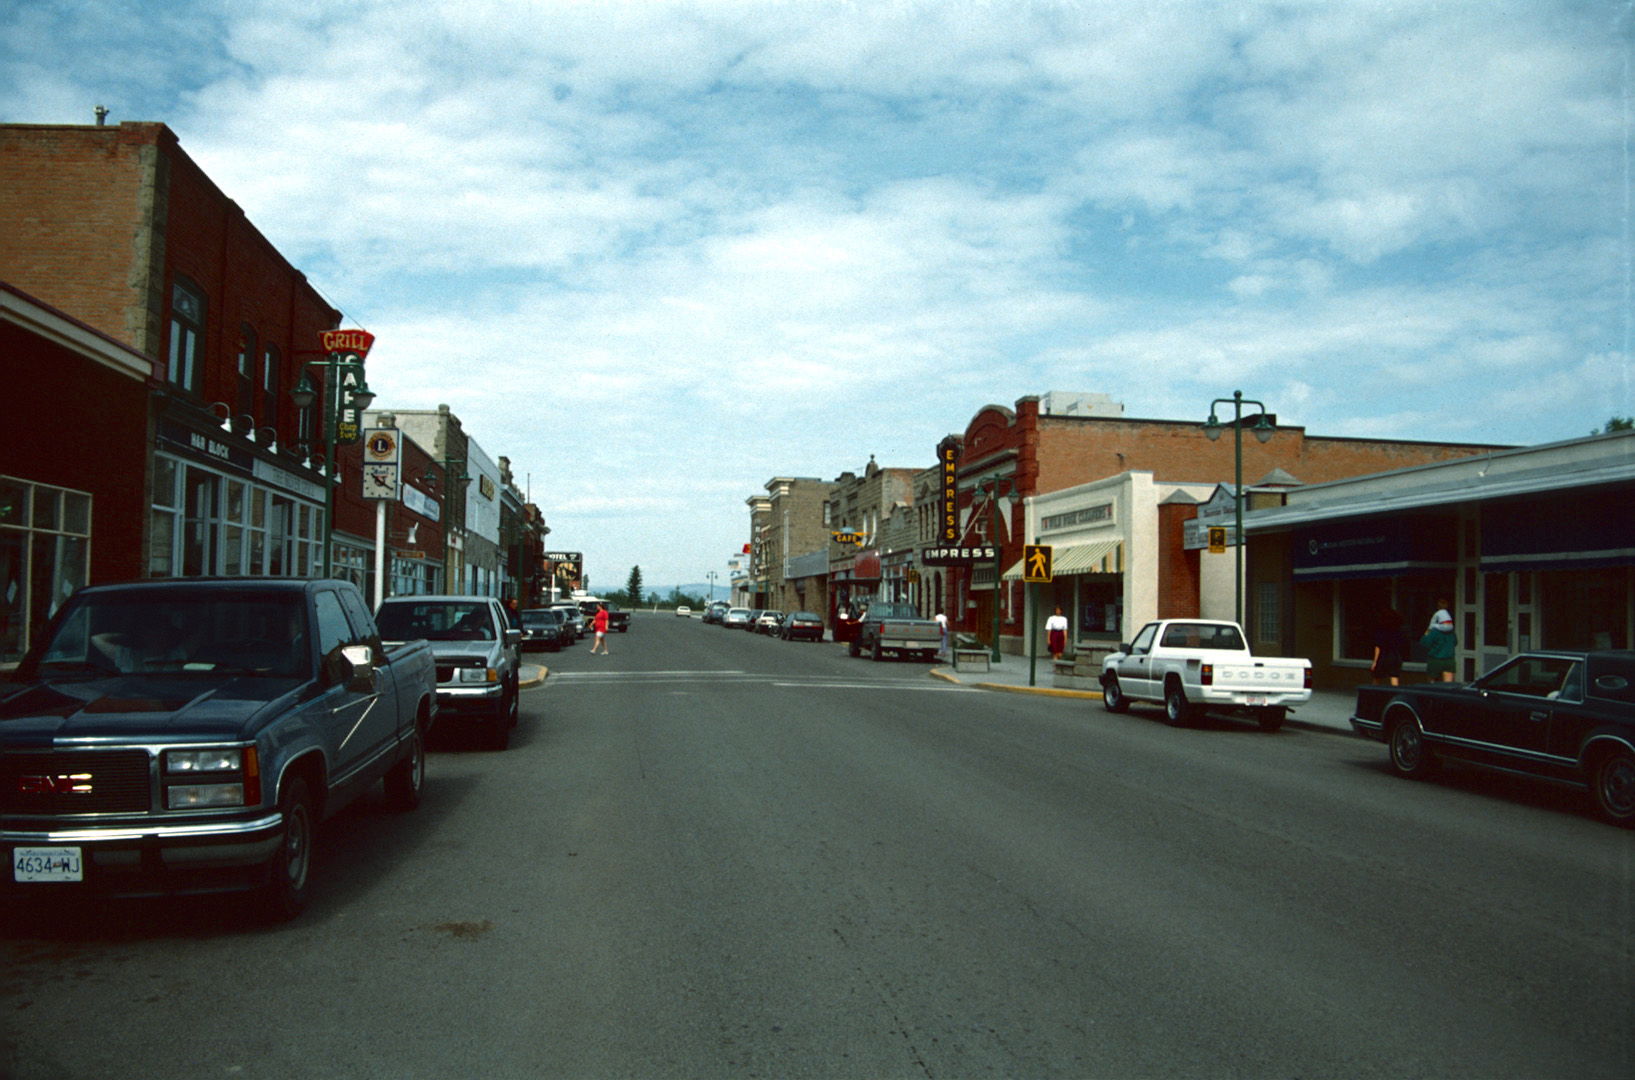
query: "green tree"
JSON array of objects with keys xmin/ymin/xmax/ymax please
[
  {"xmin": 1591, "ymin": 416, "xmax": 1635, "ymax": 435},
  {"xmin": 625, "ymin": 565, "xmax": 643, "ymax": 607}
]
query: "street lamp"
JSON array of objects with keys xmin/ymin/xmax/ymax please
[
  {"xmin": 974, "ymin": 473, "xmax": 1022, "ymax": 662},
  {"xmin": 420, "ymin": 460, "xmax": 469, "ymax": 594},
  {"xmin": 1202, "ymin": 389, "xmax": 1274, "ymax": 628},
  {"xmin": 290, "ymin": 353, "xmax": 374, "ymax": 578}
]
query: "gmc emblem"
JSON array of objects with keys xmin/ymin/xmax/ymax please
[{"xmin": 18, "ymin": 773, "xmax": 93, "ymax": 795}]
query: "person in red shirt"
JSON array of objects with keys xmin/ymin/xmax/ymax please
[{"xmin": 590, "ymin": 602, "xmax": 611, "ymax": 655}]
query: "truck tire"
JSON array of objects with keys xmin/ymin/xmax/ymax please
[
  {"xmin": 384, "ymin": 723, "xmax": 424, "ymax": 811},
  {"xmin": 263, "ymin": 776, "xmax": 315, "ymax": 921},
  {"xmin": 1102, "ymin": 675, "xmax": 1130, "ymax": 713},
  {"xmin": 1164, "ymin": 680, "xmax": 1196, "ymax": 727},
  {"xmin": 1257, "ymin": 706, "xmax": 1287, "ymax": 733}
]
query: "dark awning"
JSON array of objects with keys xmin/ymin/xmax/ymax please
[
  {"xmin": 1481, "ymin": 491, "xmax": 1635, "ymax": 573},
  {"xmin": 1292, "ymin": 514, "xmax": 1457, "ymax": 579}
]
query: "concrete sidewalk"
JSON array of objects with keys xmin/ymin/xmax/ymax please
[{"xmin": 929, "ymin": 652, "xmax": 1359, "ymax": 736}]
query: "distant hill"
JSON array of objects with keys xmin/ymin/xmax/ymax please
[{"xmin": 596, "ymin": 583, "xmax": 728, "ymax": 606}]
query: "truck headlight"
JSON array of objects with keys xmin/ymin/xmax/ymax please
[
  {"xmin": 163, "ymin": 746, "xmax": 260, "ymax": 807},
  {"xmin": 165, "ymin": 748, "xmax": 242, "ymax": 773},
  {"xmin": 459, "ymin": 667, "xmax": 498, "ymax": 684}
]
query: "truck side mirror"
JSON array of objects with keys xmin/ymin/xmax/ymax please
[
  {"xmin": 340, "ymin": 644, "xmax": 378, "ymax": 694},
  {"xmin": 505, "ymin": 628, "xmax": 522, "ymax": 648}
]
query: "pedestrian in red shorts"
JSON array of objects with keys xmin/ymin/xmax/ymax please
[{"xmin": 589, "ymin": 602, "xmax": 611, "ymax": 655}]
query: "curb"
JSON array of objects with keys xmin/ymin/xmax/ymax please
[
  {"xmin": 972, "ymin": 682, "xmax": 1103, "ymax": 700},
  {"xmin": 930, "ymin": 667, "xmax": 1104, "ymax": 700},
  {"xmin": 519, "ymin": 665, "xmax": 549, "ymax": 689}
]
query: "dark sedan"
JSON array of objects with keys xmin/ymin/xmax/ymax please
[
  {"xmin": 779, "ymin": 611, "xmax": 825, "ymax": 642},
  {"xmin": 1352, "ymin": 649, "xmax": 1635, "ymax": 826},
  {"xmin": 518, "ymin": 608, "xmax": 566, "ymax": 652}
]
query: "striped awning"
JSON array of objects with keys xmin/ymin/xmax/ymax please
[{"xmin": 1002, "ymin": 539, "xmax": 1124, "ymax": 580}]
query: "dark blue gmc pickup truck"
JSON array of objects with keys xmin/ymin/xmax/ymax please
[{"xmin": 1, "ymin": 578, "xmax": 437, "ymax": 919}]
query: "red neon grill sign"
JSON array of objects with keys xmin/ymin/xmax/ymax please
[{"xmin": 320, "ymin": 329, "xmax": 375, "ymax": 358}]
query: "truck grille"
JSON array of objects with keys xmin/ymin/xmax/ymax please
[
  {"xmin": 0, "ymin": 749, "xmax": 152, "ymax": 815},
  {"xmin": 436, "ymin": 657, "xmax": 488, "ymax": 683}
]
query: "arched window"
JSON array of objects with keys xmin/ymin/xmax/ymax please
[{"xmin": 167, "ymin": 277, "xmax": 206, "ymax": 395}]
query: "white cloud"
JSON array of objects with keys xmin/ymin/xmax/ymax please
[{"xmin": 2, "ymin": 0, "xmax": 1626, "ymax": 585}]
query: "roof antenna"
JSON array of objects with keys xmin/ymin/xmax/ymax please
[{"xmin": 94, "ymin": 105, "xmax": 108, "ymax": 126}]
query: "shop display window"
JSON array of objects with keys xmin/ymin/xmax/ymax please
[{"xmin": 0, "ymin": 476, "xmax": 92, "ymax": 664}]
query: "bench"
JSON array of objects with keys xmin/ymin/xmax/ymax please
[{"xmin": 954, "ymin": 648, "xmax": 990, "ymax": 673}]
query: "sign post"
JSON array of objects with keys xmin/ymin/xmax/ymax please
[{"xmin": 1023, "ymin": 544, "xmax": 1053, "ymax": 686}]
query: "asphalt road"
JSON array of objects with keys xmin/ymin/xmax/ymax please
[{"xmin": 3, "ymin": 613, "xmax": 1632, "ymax": 1078}]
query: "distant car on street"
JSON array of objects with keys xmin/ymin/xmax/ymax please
[
  {"xmin": 703, "ymin": 602, "xmax": 730, "ymax": 624},
  {"xmin": 676, "ymin": 605, "xmax": 691, "ymax": 617},
  {"xmin": 1352, "ymin": 648, "xmax": 1635, "ymax": 826},
  {"xmin": 779, "ymin": 611, "xmax": 825, "ymax": 642},
  {"xmin": 722, "ymin": 608, "xmax": 752, "ymax": 629},
  {"xmin": 754, "ymin": 612, "xmax": 782, "ymax": 635},
  {"xmin": 518, "ymin": 608, "xmax": 565, "ymax": 652}
]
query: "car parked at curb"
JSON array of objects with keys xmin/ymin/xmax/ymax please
[
  {"xmin": 754, "ymin": 612, "xmax": 782, "ymax": 635},
  {"xmin": 376, "ymin": 596, "xmax": 522, "ymax": 751},
  {"xmin": 1352, "ymin": 649, "xmax": 1635, "ymax": 827},
  {"xmin": 779, "ymin": 611, "xmax": 825, "ymax": 642},
  {"xmin": 518, "ymin": 607, "xmax": 566, "ymax": 652},
  {"xmin": 1, "ymin": 578, "xmax": 436, "ymax": 920},
  {"xmin": 722, "ymin": 608, "xmax": 752, "ymax": 630},
  {"xmin": 1100, "ymin": 618, "xmax": 1311, "ymax": 732}
]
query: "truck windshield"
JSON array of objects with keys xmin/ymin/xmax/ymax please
[
  {"xmin": 32, "ymin": 591, "xmax": 308, "ymax": 678},
  {"xmin": 377, "ymin": 601, "xmax": 495, "ymax": 642}
]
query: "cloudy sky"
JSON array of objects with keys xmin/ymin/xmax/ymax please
[{"xmin": 4, "ymin": 0, "xmax": 1629, "ymax": 591}]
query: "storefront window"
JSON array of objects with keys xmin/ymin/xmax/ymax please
[
  {"xmin": 1078, "ymin": 577, "xmax": 1122, "ymax": 636},
  {"xmin": 0, "ymin": 476, "xmax": 92, "ymax": 664},
  {"xmin": 1539, "ymin": 567, "xmax": 1630, "ymax": 651},
  {"xmin": 1337, "ymin": 572, "xmax": 1454, "ymax": 663}
]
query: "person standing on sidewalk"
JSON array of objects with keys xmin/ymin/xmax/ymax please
[
  {"xmin": 1045, "ymin": 606, "xmax": 1069, "ymax": 661},
  {"xmin": 935, "ymin": 610, "xmax": 949, "ymax": 659},
  {"xmin": 589, "ymin": 602, "xmax": 611, "ymax": 655}
]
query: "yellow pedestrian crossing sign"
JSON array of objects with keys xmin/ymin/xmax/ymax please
[{"xmin": 1024, "ymin": 544, "xmax": 1053, "ymax": 583}]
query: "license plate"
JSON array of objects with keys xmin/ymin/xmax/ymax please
[
  {"xmin": 1246, "ymin": 695, "xmax": 1268, "ymax": 707},
  {"xmin": 13, "ymin": 846, "xmax": 83, "ymax": 883}
]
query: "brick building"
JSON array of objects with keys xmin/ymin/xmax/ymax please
[
  {"xmin": 946, "ymin": 392, "xmax": 1508, "ymax": 655},
  {"xmin": 0, "ymin": 121, "xmax": 402, "ymax": 623},
  {"xmin": 826, "ymin": 457, "xmax": 917, "ymax": 629},
  {"xmin": 760, "ymin": 476, "xmax": 835, "ymax": 616}
]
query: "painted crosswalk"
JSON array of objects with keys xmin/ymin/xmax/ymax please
[{"xmin": 544, "ymin": 670, "xmax": 976, "ymax": 692}]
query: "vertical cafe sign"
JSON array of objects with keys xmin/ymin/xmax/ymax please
[
  {"xmin": 938, "ymin": 436, "xmax": 960, "ymax": 543},
  {"xmin": 320, "ymin": 329, "xmax": 375, "ymax": 444}
]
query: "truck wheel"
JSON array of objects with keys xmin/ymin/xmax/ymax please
[
  {"xmin": 1164, "ymin": 681, "xmax": 1195, "ymax": 727},
  {"xmin": 1387, "ymin": 713, "xmax": 1436, "ymax": 779},
  {"xmin": 384, "ymin": 724, "xmax": 424, "ymax": 811},
  {"xmin": 263, "ymin": 776, "xmax": 314, "ymax": 921},
  {"xmin": 1102, "ymin": 675, "xmax": 1130, "ymax": 713},
  {"xmin": 1257, "ymin": 707, "xmax": 1287, "ymax": 733},
  {"xmin": 1588, "ymin": 747, "xmax": 1635, "ymax": 827}
]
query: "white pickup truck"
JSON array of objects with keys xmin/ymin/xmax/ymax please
[{"xmin": 1099, "ymin": 619, "xmax": 1311, "ymax": 731}]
